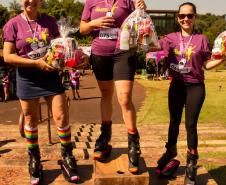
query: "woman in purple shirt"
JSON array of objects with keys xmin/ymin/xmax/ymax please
[
  {"xmin": 3, "ymin": 0, "xmax": 79, "ymax": 184},
  {"xmin": 80, "ymin": 0, "xmax": 146, "ymax": 174},
  {"xmin": 156, "ymin": 2, "xmax": 226, "ymax": 183}
]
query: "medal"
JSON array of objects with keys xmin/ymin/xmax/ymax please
[
  {"xmin": 179, "ymin": 58, "xmax": 186, "ymax": 66},
  {"xmin": 38, "ymin": 41, "xmax": 44, "ymax": 47},
  {"xmin": 30, "ymin": 42, "xmax": 38, "ymax": 50}
]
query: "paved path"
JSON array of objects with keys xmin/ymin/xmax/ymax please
[{"xmin": 0, "ymin": 71, "xmax": 146, "ymax": 125}]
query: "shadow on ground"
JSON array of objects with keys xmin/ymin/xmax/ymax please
[
  {"xmin": 209, "ymin": 165, "xmax": 226, "ymax": 185},
  {"xmin": 0, "ymin": 139, "xmax": 16, "ymax": 155}
]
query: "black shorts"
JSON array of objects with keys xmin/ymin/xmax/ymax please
[
  {"xmin": 71, "ymin": 84, "xmax": 79, "ymax": 90},
  {"xmin": 90, "ymin": 50, "xmax": 136, "ymax": 81}
]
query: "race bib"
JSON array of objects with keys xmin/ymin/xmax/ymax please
[
  {"xmin": 27, "ymin": 46, "xmax": 48, "ymax": 60},
  {"xmin": 180, "ymin": 67, "xmax": 192, "ymax": 74},
  {"xmin": 99, "ymin": 28, "xmax": 119, "ymax": 40},
  {"xmin": 170, "ymin": 63, "xmax": 191, "ymax": 74}
]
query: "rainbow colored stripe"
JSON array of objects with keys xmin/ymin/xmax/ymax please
[
  {"xmin": 24, "ymin": 127, "xmax": 38, "ymax": 149},
  {"xmin": 57, "ymin": 126, "xmax": 71, "ymax": 145}
]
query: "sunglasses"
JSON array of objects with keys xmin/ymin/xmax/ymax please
[{"xmin": 178, "ymin": 14, "xmax": 195, "ymax": 19}]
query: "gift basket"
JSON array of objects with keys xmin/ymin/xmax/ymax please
[
  {"xmin": 212, "ymin": 31, "xmax": 226, "ymax": 60},
  {"xmin": 47, "ymin": 17, "xmax": 86, "ymax": 69},
  {"xmin": 116, "ymin": 9, "xmax": 160, "ymax": 52}
]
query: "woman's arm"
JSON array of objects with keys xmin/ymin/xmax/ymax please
[
  {"xmin": 3, "ymin": 42, "xmax": 55, "ymax": 72},
  {"xmin": 204, "ymin": 57, "xmax": 226, "ymax": 70}
]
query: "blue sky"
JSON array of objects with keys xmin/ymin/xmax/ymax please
[{"xmin": 0, "ymin": 0, "xmax": 225, "ymax": 15}]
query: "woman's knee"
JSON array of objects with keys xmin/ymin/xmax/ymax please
[
  {"xmin": 20, "ymin": 99, "xmax": 40, "ymax": 127},
  {"xmin": 24, "ymin": 113, "xmax": 39, "ymax": 127},
  {"xmin": 101, "ymin": 89, "xmax": 113, "ymax": 99},
  {"xmin": 118, "ymin": 94, "xmax": 132, "ymax": 109},
  {"xmin": 53, "ymin": 113, "xmax": 68, "ymax": 125}
]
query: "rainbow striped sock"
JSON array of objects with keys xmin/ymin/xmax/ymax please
[
  {"xmin": 24, "ymin": 126, "xmax": 39, "ymax": 149},
  {"xmin": 57, "ymin": 125, "xmax": 72, "ymax": 146}
]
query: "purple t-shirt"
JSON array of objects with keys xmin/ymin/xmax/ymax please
[
  {"xmin": 81, "ymin": 0, "xmax": 135, "ymax": 56},
  {"xmin": 160, "ymin": 32, "xmax": 211, "ymax": 83},
  {"xmin": 3, "ymin": 13, "xmax": 64, "ymax": 99}
]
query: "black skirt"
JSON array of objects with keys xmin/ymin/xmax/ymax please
[{"xmin": 16, "ymin": 67, "xmax": 64, "ymax": 99}]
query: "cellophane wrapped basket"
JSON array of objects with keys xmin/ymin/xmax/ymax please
[
  {"xmin": 116, "ymin": 9, "xmax": 160, "ymax": 52},
  {"xmin": 212, "ymin": 31, "xmax": 226, "ymax": 60},
  {"xmin": 47, "ymin": 17, "xmax": 82, "ymax": 69}
]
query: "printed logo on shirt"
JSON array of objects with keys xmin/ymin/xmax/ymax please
[
  {"xmin": 26, "ymin": 28, "xmax": 49, "ymax": 59},
  {"xmin": 95, "ymin": 0, "xmax": 118, "ymax": 16},
  {"xmin": 174, "ymin": 44, "xmax": 196, "ymax": 62},
  {"xmin": 25, "ymin": 28, "xmax": 49, "ymax": 51},
  {"xmin": 95, "ymin": 7, "xmax": 109, "ymax": 13}
]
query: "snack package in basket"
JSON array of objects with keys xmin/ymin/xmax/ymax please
[
  {"xmin": 65, "ymin": 49, "xmax": 85, "ymax": 68},
  {"xmin": 212, "ymin": 31, "xmax": 226, "ymax": 60},
  {"xmin": 47, "ymin": 17, "xmax": 79, "ymax": 69},
  {"xmin": 116, "ymin": 9, "xmax": 160, "ymax": 52}
]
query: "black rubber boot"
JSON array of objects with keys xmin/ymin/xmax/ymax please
[
  {"xmin": 155, "ymin": 143, "xmax": 180, "ymax": 177},
  {"xmin": 128, "ymin": 132, "xmax": 141, "ymax": 174},
  {"xmin": 58, "ymin": 143, "xmax": 79, "ymax": 182},
  {"xmin": 28, "ymin": 147, "xmax": 43, "ymax": 185},
  {"xmin": 94, "ymin": 122, "xmax": 112, "ymax": 161},
  {"xmin": 184, "ymin": 151, "xmax": 198, "ymax": 185},
  {"xmin": 157, "ymin": 143, "xmax": 177, "ymax": 171}
]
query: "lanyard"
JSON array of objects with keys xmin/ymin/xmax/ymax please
[
  {"xmin": 179, "ymin": 33, "xmax": 193, "ymax": 59},
  {"xmin": 24, "ymin": 13, "xmax": 39, "ymax": 43},
  {"xmin": 105, "ymin": 0, "xmax": 116, "ymax": 12}
]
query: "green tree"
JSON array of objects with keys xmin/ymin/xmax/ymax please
[
  {"xmin": 40, "ymin": 0, "xmax": 84, "ymax": 22},
  {"xmin": 0, "ymin": 4, "xmax": 10, "ymax": 28},
  {"xmin": 9, "ymin": 0, "xmax": 22, "ymax": 14}
]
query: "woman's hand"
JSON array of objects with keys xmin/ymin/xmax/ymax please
[
  {"xmin": 135, "ymin": 0, "xmax": 147, "ymax": 10},
  {"xmin": 35, "ymin": 55, "xmax": 55, "ymax": 72},
  {"xmin": 90, "ymin": 16, "xmax": 115, "ymax": 29}
]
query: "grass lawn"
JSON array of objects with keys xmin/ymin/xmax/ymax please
[{"xmin": 136, "ymin": 70, "xmax": 226, "ymax": 125}]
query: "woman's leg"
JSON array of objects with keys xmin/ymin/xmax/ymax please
[
  {"xmin": 114, "ymin": 80, "xmax": 136, "ymax": 131},
  {"xmin": 167, "ymin": 80, "xmax": 186, "ymax": 147},
  {"xmin": 115, "ymin": 80, "xmax": 140, "ymax": 173},
  {"xmin": 185, "ymin": 83, "xmax": 205, "ymax": 152},
  {"xmin": 97, "ymin": 80, "xmax": 114, "ymax": 122},
  {"xmin": 93, "ymin": 80, "xmax": 114, "ymax": 160},
  {"xmin": 20, "ymin": 98, "xmax": 42, "ymax": 182},
  {"xmin": 184, "ymin": 83, "xmax": 205, "ymax": 183},
  {"xmin": 45, "ymin": 93, "xmax": 69, "ymax": 142},
  {"xmin": 3, "ymin": 86, "xmax": 9, "ymax": 101},
  {"xmin": 20, "ymin": 98, "xmax": 40, "ymax": 148},
  {"xmin": 75, "ymin": 87, "xmax": 80, "ymax": 99},
  {"xmin": 71, "ymin": 85, "xmax": 76, "ymax": 100},
  {"xmin": 45, "ymin": 93, "xmax": 79, "ymax": 181},
  {"xmin": 157, "ymin": 81, "xmax": 185, "ymax": 172},
  {"xmin": 113, "ymin": 49, "xmax": 139, "ymax": 173},
  {"xmin": 90, "ymin": 53, "xmax": 114, "ymax": 160}
]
